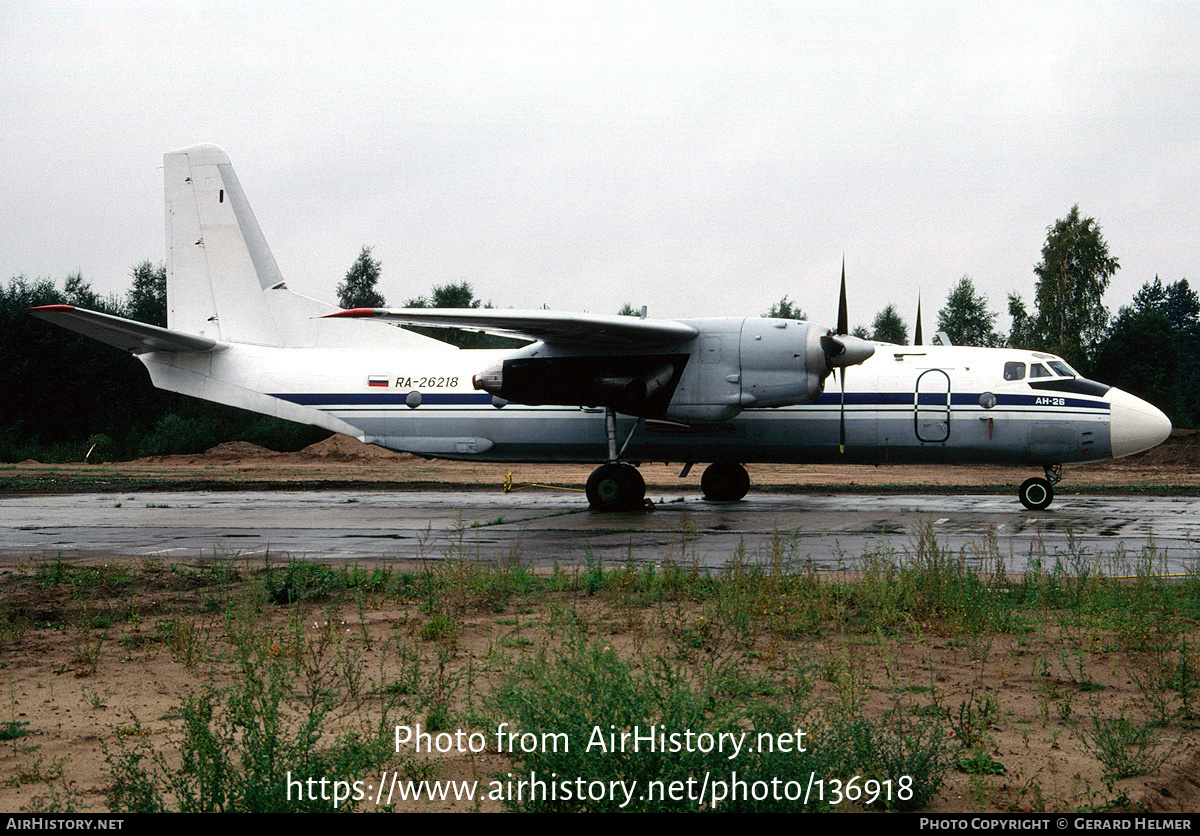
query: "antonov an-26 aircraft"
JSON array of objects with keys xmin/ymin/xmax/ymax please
[{"xmin": 32, "ymin": 145, "xmax": 1172, "ymax": 511}]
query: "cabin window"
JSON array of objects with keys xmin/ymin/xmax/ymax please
[
  {"xmin": 1003, "ymin": 362, "xmax": 1026, "ymax": 381},
  {"xmin": 1029, "ymin": 363, "xmax": 1052, "ymax": 378}
]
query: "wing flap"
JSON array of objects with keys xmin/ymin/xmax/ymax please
[
  {"xmin": 325, "ymin": 308, "xmax": 697, "ymax": 349},
  {"xmin": 29, "ymin": 306, "xmax": 221, "ymax": 353}
]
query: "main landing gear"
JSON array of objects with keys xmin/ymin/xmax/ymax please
[
  {"xmin": 701, "ymin": 462, "xmax": 751, "ymax": 502},
  {"xmin": 583, "ymin": 408, "xmax": 753, "ymax": 510},
  {"xmin": 586, "ymin": 407, "xmax": 649, "ymax": 511},
  {"xmin": 585, "ymin": 462, "xmax": 646, "ymax": 511},
  {"xmin": 1019, "ymin": 464, "xmax": 1062, "ymax": 511}
]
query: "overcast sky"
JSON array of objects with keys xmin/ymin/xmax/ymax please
[{"xmin": 2, "ymin": 1, "xmax": 1196, "ymax": 332}]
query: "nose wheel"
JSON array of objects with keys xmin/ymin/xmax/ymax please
[{"xmin": 1018, "ymin": 464, "xmax": 1061, "ymax": 511}]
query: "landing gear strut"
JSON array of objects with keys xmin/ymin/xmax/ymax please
[
  {"xmin": 1019, "ymin": 464, "xmax": 1062, "ymax": 511},
  {"xmin": 701, "ymin": 462, "xmax": 751, "ymax": 502},
  {"xmin": 585, "ymin": 407, "xmax": 647, "ymax": 511}
]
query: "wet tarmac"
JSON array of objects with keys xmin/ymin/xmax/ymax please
[{"xmin": 3, "ymin": 490, "xmax": 1198, "ymax": 575}]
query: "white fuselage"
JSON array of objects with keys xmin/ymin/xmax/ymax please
[{"xmin": 139, "ymin": 336, "xmax": 1158, "ymax": 469}]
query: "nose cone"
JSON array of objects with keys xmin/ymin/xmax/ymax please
[{"xmin": 1109, "ymin": 388, "xmax": 1172, "ymax": 459}]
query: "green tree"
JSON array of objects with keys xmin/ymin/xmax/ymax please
[
  {"xmin": 1091, "ymin": 306, "xmax": 1182, "ymax": 423},
  {"xmin": 870, "ymin": 304, "xmax": 908, "ymax": 344},
  {"xmin": 4, "ymin": 274, "xmax": 164, "ymax": 459},
  {"xmin": 936, "ymin": 276, "xmax": 1001, "ymax": 347},
  {"xmin": 1006, "ymin": 293, "xmax": 1035, "ymax": 349},
  {"xmin": 1132, "ymin": 277, "xmax": 1200, "ymax": 343},
  {"xmin": 402, "ymin": 281, "xmax": 522, "ymax": 349},
  {"xmin": 1029, "ymin": 205, "xmax": 1119, "ymax": 367},
  {"xmin": 617, "ymin": 303, "xmax": 645, "ymax": 317},
  {"xmin": 763, "ymin": 296, "xmax": 806, "ymax": 320},
  {"xmin": 64, "ymin": 270, "xmax": 104, "ymax": 310},
  {"xmin": 404, "ymin": 280, "xmax": 482, "ymax": 310},
  {"xmin": 7, "ymin": 269, "xmax": 330, "ymax": 463},
  {"xmin": 336, "ymin": 247, "xmax": 386, "ymax": 310},
  {"xmin": 125, "ymin": 261, "xmax": 167, "ymax": 326},
  {"xmin": 1104, "ymin": 276, "xmax": 1200, "ymax": 427}
]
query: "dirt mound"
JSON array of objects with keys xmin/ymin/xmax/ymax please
[
  {"xmin": 202, "ymin": 441, "xmax": 278, "ymax": 458},
  {"xmin": 1116, "ymin": 429, "xmax": 1199, "ymax": 470},
  {"xmin": 297, "ymin": 434, "xmax": 411, "ymax": 461}
]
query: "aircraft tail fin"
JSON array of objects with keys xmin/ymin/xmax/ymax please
[
  {"xmin": 165, "ymin": 145, "xmax": 447, "ymax": 351},
  {"xmin": 164, "ymin": 144, "xmax": 287, "ymax": 344}
]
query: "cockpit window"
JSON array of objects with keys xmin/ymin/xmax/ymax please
[
  {"xmin": 1003, "ymin": 362, "xmax": 1026, "ymax": 381},
  {"xmin": 1029, "ymin": 363, "xmax": 1052, "ymax": 378},
  {"xmin": 1047, "ymin": 360, "xmax": 1076, "ymax": 377}
]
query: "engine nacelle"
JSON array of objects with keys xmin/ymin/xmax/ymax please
[
  {"xmin": 663, "ymin": 317, "xmax": 869, "ymax": 422},
  {"xmin": 737, "ymin": 317, "xmax": 828, "ymax": 408},
  {"xmin": 471, "ymin": 316, "xmax": 873, "ymax": 424}
]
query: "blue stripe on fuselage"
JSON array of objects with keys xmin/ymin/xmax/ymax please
[
  {"xmin": 270, "ymin": 392, "xmax": 494, "ymax": 406},
  {"xmin": 270, "ymin": 390, "xmax": 1108, "ymax": 412},
  {"xmin": 811, "ymin": 392, "xmax": 1108, "ymax": 411}
]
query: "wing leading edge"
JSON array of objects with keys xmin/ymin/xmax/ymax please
[{"xmin": 324, "ymin": 308, "xmax": 698, "ymax": 349}]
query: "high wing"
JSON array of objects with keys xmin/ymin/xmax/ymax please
[
  {"xmin": 326, "ymin": 305, "xmax": 875, "ymax": 424},
  {"xmin": 325, "ymin": 307, "xmax": 697, "ymax": 349},
  {"xmin": 328, "ymin": 306, "xmax": 703, "ymax": 419},
  {"xmin": 29, "ymin": 305, "xmax": 221, "ymax": 354}
]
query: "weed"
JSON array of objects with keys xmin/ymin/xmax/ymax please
[
  {"xmin": 103, "ymin": 645, "xmax": 413, "ymax": 812},
  {"xmin": 949, "ymin": 689, "xmax": 999, "ymax": 751},
  {"xmin": 1079, "ymin": 716, "xmax": 1172, "ymax": 780},
  {"xmin": 957, "ymin": 750, "xmax": 1007, "ymax": 775},
  {"xmin": 156, "ymin": 617, "xmax": 203, "ymax": 667},
  {"xmin": 487, "ymin": 628, "xmax": 951, "ymax": 812},
  {"xmin": 34, "ymin": 555, "xmax": 69, "ymax": 588},
  {"xmin": 0, "ymin": 719, "xmax": 29, "ymax": 741},
  {"xmin": 419, "ymin": 613, "xmax": 457, "ymax": 644},
  {"xmin": 5, "ymin": 754, "xmax": 66, "ymax": 787},
  {"xmin": 819, "ymin": 716, "xmax": 953, "ymax": 811},
  {"xmin": 70, "ymin": 626, "xmax": 105, "ymax": 677}
]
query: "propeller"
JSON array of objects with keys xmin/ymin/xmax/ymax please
[
  {"xmin": 818, "ymin": 260, "xmax": 874, "ymax": 453},
  {"xmin": 836, "ymin": 262, "xmax": 848, "ymax": 453}
]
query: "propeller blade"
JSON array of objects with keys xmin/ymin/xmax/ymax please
[
  {"xmin": 820, "ymin": 260, "xmax": 874, "ymax": 371},
  {"xmin": 837, "ymin": 259, "xmax": 850, "ymax": 454},
  {"xmin": 839, "ymin": 367, "xmax": 846, "ymax": 454},
  {"xmin": 914, "ymin": 295, "xmax": 923, "ymax": 346},
  {"xmin": 837, "ymin": 258, "xmax": 849, "ymax": 336}
]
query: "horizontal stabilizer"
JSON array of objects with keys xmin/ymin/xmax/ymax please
[
  {"xmin": 325, "ymin": 308, "xmax": 697, "ymax": 349},
  {"xmin": 29, "ymin": 306, "xmax": 221, "ymax": 354}
]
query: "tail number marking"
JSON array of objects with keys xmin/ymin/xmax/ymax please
[{"xmin": 394, "ymin": 377, "xmax": 460, "ymax": 389}]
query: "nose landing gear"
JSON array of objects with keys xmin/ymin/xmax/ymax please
[{"xmin": 1019, "ymin": 464, "xmax": 1062, "ymax": 511}]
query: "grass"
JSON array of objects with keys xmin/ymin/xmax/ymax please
[{"xmin": 4, "ymin": 533, "xmax": 1200, "ymax": 812}]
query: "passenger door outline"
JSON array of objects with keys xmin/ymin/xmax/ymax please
[{"xmin": 914, "ymin": 368, "xmax": 951, "ymax": 443}]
